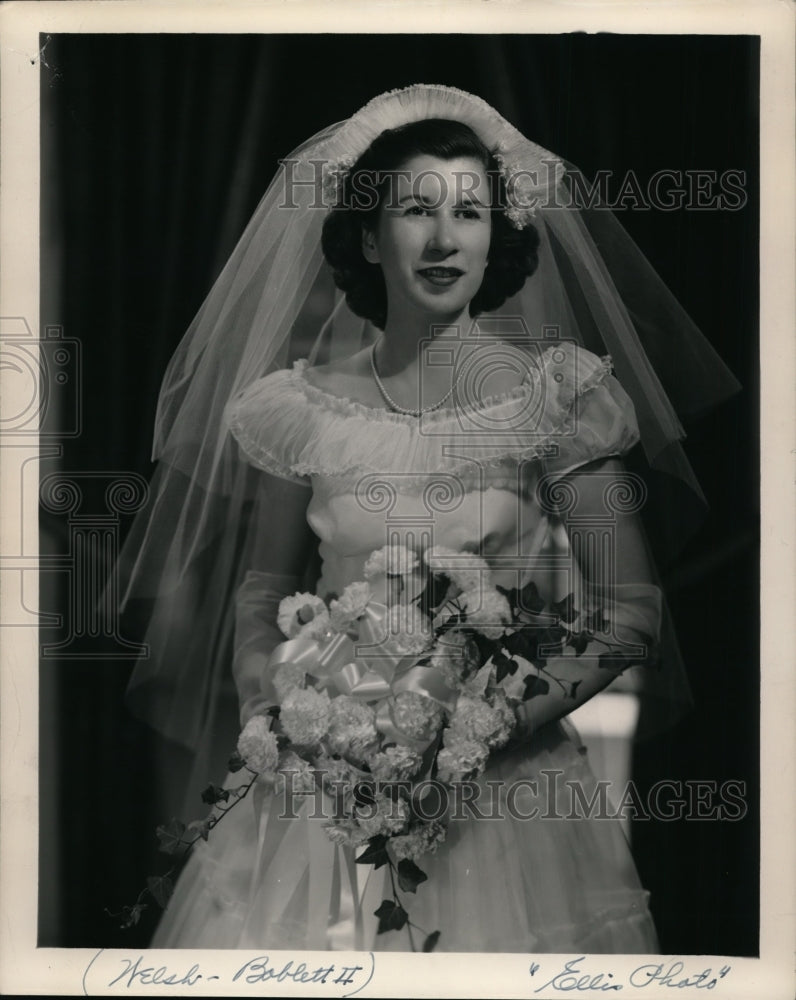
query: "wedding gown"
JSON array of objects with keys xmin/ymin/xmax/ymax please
[{"xmin": 151, "ymin": 341, "xmax": 659, "ymax": 953}]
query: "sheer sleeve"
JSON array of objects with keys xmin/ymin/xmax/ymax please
[
  {"xmin": 231, "ymin": 469, "xmax": 316, "ymax": 726},
  {"xmin": 224, "ymin": 368, "xmax": 313, "ymax": 486},
  {"xmin": 234, "ymin": 569, "xmax": 301, "ymax": 725},
  {"xmin": 513, "ymin": 350, "xmax": 661, "ymax": 735},
  {"xmin": 541, "ymin": 365, "xmax": 641, "ymax": 480}
]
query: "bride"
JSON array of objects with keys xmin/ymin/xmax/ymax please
[{"xmin": 120, "ymin": 85, "xmax": 738, "ymax": 953}]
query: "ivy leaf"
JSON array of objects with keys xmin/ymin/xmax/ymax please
[
  {"xmin": 551, "ymin": 593, "xmax": 579, "ymax": 624},
  {"xmin": 568, "ymin": 680, "xmax": 582, "ymax": 700},
  {"xmin": 567, "ymin": 631, "xmax": 590, "ymax": 657},
  {"xmin": 374, "ymin": 899, "xmax": 409, "ymax": 934},
  {"xmin": 496, "ymin": 584, "xmax": 518, "ymax": 610},
  {"xmin": 423, "ymin": 930, "xmax": 442, "ymax": 952},
  {"xmin": 146, "ymin": 874, "xmax": 174, "ymax": 909},
  {"xmin": 228, "ymin": 750, "xmax": 246, "ymax": 773},
  {"xmin": 186, "ymin": 817, "xmax": 215, "ymax": 842},
  {"xmin": 201, "ymin": 783, "xmax": 230, "ymax": 805},
  {"xmin": 518, "ymin": 580, "xmax": 545, "ymax": 614},
  {"xmin": 470, "ymin": 630, "xmax": 500, "ymax": 663},
  {"xmin": 356, "ymin": 835, "xmax": 390, "ymax": 869},
  {"xmin": 119, "ymin": 902, "xmax": 148, "ymax": 928},
  {"xmin": 155, "ymin": 818, "xmax": 186, "ymax": 855},
  {"xmin": 397, "ymin": 858, "xmax": 428, "ymax": 894},
  {"xmin": 522, "ymin": 675, "xmax": 550, "ymax": 700},
  {"xmin": 275, "ymin": 733, "xmax": 291, "ymax": 752},
  {"xmin": 503, "ymin": 628, "xmax": 537, "ymax": 661},
  {"xmin": 493, "ymin": 649, "xmax": 518, "ymax": 683},
  {"xmin": 539, "ymin": 624, "xmax": 566, "ymax": 646}
]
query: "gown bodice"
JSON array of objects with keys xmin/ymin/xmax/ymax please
[{"xmin": 226, "ymin": 341, "xmax": 640, "ymax": 599}]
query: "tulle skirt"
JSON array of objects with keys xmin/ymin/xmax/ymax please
[{"xmin": 152, "ymin": 720, "xmax": 657, "ymax": 953}]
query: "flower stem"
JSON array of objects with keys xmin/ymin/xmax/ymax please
[{"xmin": 387, "ymin": 859, "xmax": 416, "ymax": 953}]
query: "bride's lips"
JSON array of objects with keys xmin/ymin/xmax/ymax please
[{"xmin": 417, "ymin": 266, "xmax": 465, "ymax": 287}]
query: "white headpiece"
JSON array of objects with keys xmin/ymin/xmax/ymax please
[{"xmin": 310, "ymin": 84, "xmax": 564, "ymax": 227}]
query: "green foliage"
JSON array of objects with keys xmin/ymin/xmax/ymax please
[
  {"xmin": 551, "ymin": 592, "xmax": 578, "ymax": 624},
  {"xmin": 423, "ymin": 930, "xmax": 441, "ymax": 952},
  {"xmin": 374, "ymin": 899, "xmax": 409, "ymax": 934},
  {"xmin": 356, "ymin": 835, "xmax": 390, "ymax": 870},
  {"xmin": 201, "ymin": 784, "xmax": 230, "ymax": 805},
  {"xmin": 155, "ymin": 818, "xmax": 186, "ymax": 855},
  {"xmin": 146, "ymin": 874, "xmax": 174, "ymax": 909},
  {"xmin": 396, "ymin": 858, "xmax": 427, "ymax": 894},
  {"xmin": 522, "ymin": 674, "xmax": 550, "ymax": 700}
]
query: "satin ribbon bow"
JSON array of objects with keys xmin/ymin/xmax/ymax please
[{"xmin": 265, "ymin": 601, "xmax": 460, "ymax": 748}]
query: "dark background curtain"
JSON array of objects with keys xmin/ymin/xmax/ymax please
[{"xmin": 39, "ymin": 33, "xmax": 759, "ymax": 953}]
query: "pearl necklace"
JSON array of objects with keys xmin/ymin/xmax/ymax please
[{"xmin": 369, "ymin": 342, "xmax": 463, "ymax": 416}]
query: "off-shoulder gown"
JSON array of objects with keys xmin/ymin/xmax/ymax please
[{"xmin": 151, "ymin": 342, "xmax": 659, "ymax": 953}]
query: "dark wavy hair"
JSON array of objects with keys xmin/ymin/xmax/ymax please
[{"xmin": 320, "ymin": 119, "xmax": 540, "ymax": 330}]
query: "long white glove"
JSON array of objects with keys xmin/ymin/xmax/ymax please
[
  {"xmin": 513, "ymin": 581, "xmax": 662, "ymax": 735},
  {"xmin": 233, "ymin": 569, "xmax": 300, "ymax": 727}
]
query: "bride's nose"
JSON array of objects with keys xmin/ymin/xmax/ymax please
[{"xmin": 426, "ymin": 215, "xmax": 458, "ymax": 256}]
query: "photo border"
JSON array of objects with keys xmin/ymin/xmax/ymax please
[{"xmin": 1, "ymin": 1, "xmax": 793, "ymax": 997}]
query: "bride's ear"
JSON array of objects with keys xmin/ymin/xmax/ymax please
[{"xmin": 361, "ymin": 226, "xmax": 380, "ymax": 264}]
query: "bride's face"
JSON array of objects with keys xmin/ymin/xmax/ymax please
[{"xmin": 362, "ymin": 154, "xmax": 492, "ymax": 324}]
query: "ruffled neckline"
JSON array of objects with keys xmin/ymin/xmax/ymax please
[{"xmin": 289, "ymin": 349, "xmax": 610, "ymax": 425}]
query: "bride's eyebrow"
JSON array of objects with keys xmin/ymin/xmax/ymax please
[
  {"xmin": 457, "ymin": 193, "xmax": 487, "ymax": 207},
  {"xmin": 393, "ymin": 192, "xmax": 488, "ymax": 207},
  {"xmin": 395, "ymin": 193, "xmax": 435, "ymax": 205}
]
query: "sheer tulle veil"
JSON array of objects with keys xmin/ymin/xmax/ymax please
[{"xmin": 118, "ymin": 84, "xmax": 740, "ymax": 768}]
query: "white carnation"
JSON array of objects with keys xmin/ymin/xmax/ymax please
[
  {"xmin": 356, "ymin": 792, "xmax": 410, "ymax": 838},
  {"xmin": 426, "ymin": 545, "xmax": 491, "ymax": 593},
  {"xmin": 276, "ymin": 593, "xmax": 330, "ymax": 640},
  {"xmin": 366, "ymin": 744, "xmax": 423, "ymax": 783},
  {"xmin": 447, "ymin": 694, "xmax": 512, "ymax": 750},
  {"xmin": 329, "ymin": 581, "xmax": 373, "ymax": 631},
  {"xmin": 237, "ymin": 715, "xmax": 279, "ymax": 775},
  {"xmin": 324, "ymin": 818, "xmax": 370, "ymax": 849},
  {"xmin": 325, "ymin": 695, "xmax": 379, "ymax": 760},
  {"xmin": 390, "ymin": 690, "xmax": 444, "ymax": 742},
  {"xmin": 279, "ymin": 687, "xmax": 331, "ymax": 746},
  {"xmin": 273, "ymin": 662, "xmax": 308, "ymax": 703},
  {"xmin": 436, "ymin": 734, "xmax": 489, "ymax": 782},
  {"xmin": 273, "ymin": 750, "xmax": 316, "ymax": 795},
  {"xmin": 460, "ymin": 587, "xmax": 512, "ymax": 639},
  {"xmin": 386, "ymin": 603, "xmax": 433, "ymax": 655},
  {"xmin": 491, "ymin": 687, "xmax": 519, "ymax": 738},
  {"xmin": 314, "ymin": 753, "xmax": 364, "ymax": 804},
  {"xmin": 363, "ymin": 543, "xmax": 419, "ymax": 580},
  {"xmin": 390, "ymin": 820, "xmax": 447, "ymax": 863}
]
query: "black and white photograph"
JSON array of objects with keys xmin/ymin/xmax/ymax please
[{"xmin": 0, "ymin": 2, "xmax": 793, "ymax": 997}]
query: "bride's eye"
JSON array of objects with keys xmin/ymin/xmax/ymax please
[{"xmin": 405, "ymin": 205, "xmax": 429, "ymax": 216}]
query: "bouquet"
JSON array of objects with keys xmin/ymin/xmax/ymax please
[{"xmin": 112, "ymin": 543, "xmax": 649, "ymax": 950}]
